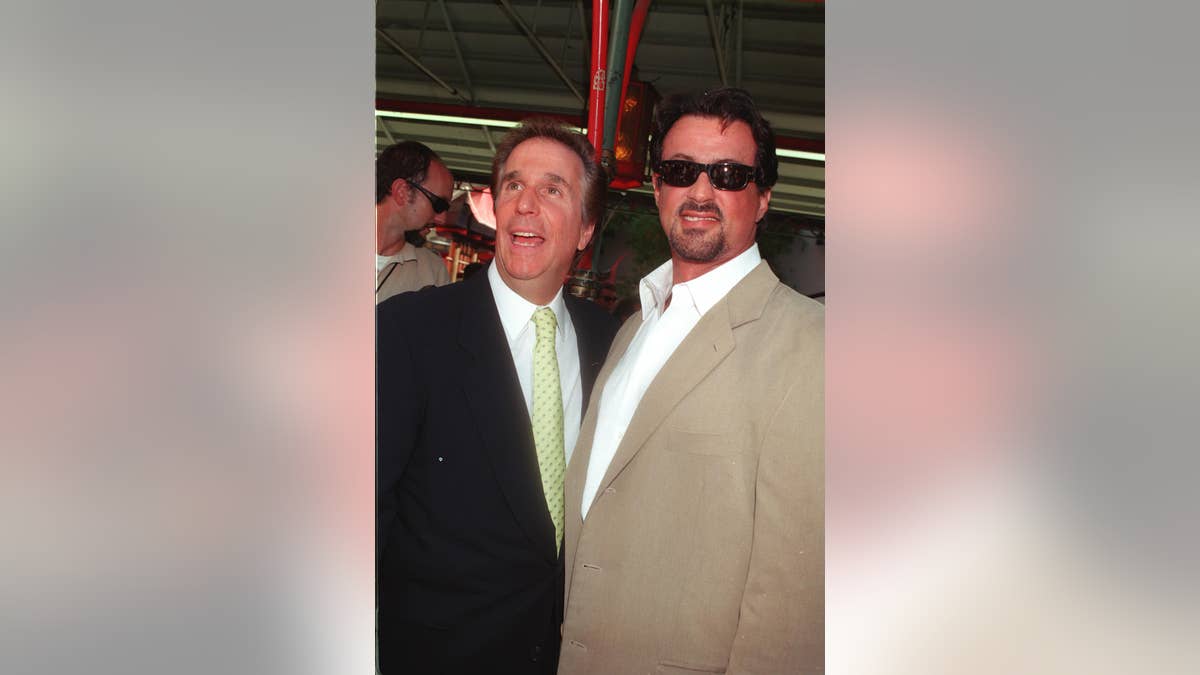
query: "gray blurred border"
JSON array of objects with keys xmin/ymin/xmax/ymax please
[
  {"xmin": 1, "ymin": 1, "xmax": 375, "ymax": 674},
  {"xmin": 828, "ymin": 1, "xmax": 1200, "ymax": 673}
]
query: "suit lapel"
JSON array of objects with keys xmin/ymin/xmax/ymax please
[
  {"xmin": 457, "ymin": 273, "xmax": 558, "ymax": 563},
  {"xmin": 591, "ymin": 309, "xmax": 735, "ymax": 500},
  {"xmin": 591, "ymin": 262, "xmax": 780, "ymax": 502}
]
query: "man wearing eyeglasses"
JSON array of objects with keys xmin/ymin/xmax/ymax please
[
  {"xmin": 376, "ymin": 141, "xmax": 453, "ymax": 303},
  {"xmin": 559, "ymin": 88, "xmax": 824, "ymax": 674}
]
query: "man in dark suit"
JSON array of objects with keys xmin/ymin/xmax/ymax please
[{"xmin": 377, "ymin": 119, "xmax": 618, "ymax": 674}]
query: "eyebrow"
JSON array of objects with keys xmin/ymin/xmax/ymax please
[
  {"xmin": 664, "ymin": 153, "xmax": 750, "ymax": 165},
  {"xmin": 500, "ymin": 170, "xmax": 571, "ymax": 187}
]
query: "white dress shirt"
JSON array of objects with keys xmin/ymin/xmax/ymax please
[
  {"xmin": 487, "ymin": 263, "xmax": 584, "ymax": 463},
  {"xmin": 581, "ymin": 244, "xmax": 762, "ymax": 517},
  {"xmin": 375, "ymin": 253, "xmax": 392, "ymax": 273}
]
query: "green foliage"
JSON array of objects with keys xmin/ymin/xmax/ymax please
[
  {"xmin": 600, "ymin": 210, "xmax": 668, "ymax": 300},
  {"xmin": 601, "ymin": 207, "xmax": 796, "ymax": 302}
]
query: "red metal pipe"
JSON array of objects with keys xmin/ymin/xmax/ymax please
[
  {"xmin": 587, "ymin": 0, "xmax": 610, "ymax": 157},
  {"xmin": 617, "ymin": 0, "xmax": 653, "ymax": 124}
]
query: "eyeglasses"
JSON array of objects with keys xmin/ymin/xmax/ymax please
[
  {"xmin": 655, "ymin": 160, "xmax": 760, "ymax": 191},
  {"xmin": 404, "ymin": 178, "xmax": 451, "ymax": 214}
]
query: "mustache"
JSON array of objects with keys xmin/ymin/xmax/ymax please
[{"xmin": 678, "ymin": 199, "xmax": 722, "ymax": 219}]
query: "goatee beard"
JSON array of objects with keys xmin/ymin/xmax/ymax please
[
  {"xmin": 669, "ymin": 200, "xmax": 725, "ymax": 262},
  {"xmin": 404, "ymin": 228, "xmax": 428, "ymax": 247}
]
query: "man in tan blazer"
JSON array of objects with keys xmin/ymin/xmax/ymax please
[{"xmin": 559, "ymin": 88, "xmax": 824, "ymax": 674}]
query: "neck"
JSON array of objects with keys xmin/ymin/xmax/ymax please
[
  {"xmin": 670, "ymin": 258, "xmax": 719, "ymax": 286},
  {"xmin": 376, "ymin": 223, "xmax": 405, "ymax": 257},
  {"xmin": 498, "ymin": 269, "xmax": 559, "ymax": 306},
  {"xmin": 377, "ymin": 205, "xmax": 406, "ymax": 256},
  {"xmin": 670, "ymin": 244, "xmax": 756, "ymax": 285},
  {"xmin": 378, "ymin": 239, "xmax": 406, "ymax": 256}
]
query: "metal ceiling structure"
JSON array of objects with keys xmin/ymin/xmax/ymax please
[{"xmin": 376, "ymin": 0, "xmax": 824, "ymax": 223}]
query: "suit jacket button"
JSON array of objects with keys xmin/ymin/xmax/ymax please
[{"xmin": 531, "ymin": 644, "xmax": 541, "ymax": 661}]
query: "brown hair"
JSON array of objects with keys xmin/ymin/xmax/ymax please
[
  {"xmin": 649, "ymin": 87, "xmax": 779, "ymax": 189},
  {"xmin": 490, "ymin": 118, "xmax": 606, "ymax": 227},
  {"xmin": 376, "ymin": 140, "xmax": 442, "ymax": 204}
]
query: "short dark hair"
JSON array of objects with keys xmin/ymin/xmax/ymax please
[
  {"xmin": 491, "ymin": 118, "xmax": 606, "ymax": 227},
  {"xmin": 649, "ymin": 87, "xmax": 778, "ymax": 189},
  {"xmin": 376, "ymin": 141, "xmax": 442, "ymax": 204}
]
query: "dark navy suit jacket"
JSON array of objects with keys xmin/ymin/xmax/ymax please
[{"xmin": 377, "ymin": 268, "xmax": 618, "ymax": 674}]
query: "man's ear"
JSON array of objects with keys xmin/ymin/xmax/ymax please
[
  {"xmin": 577, "ymin": 221, "xmax": 596, "ymax": 251},
  {"xmin": 389, "ymin": 178, "xmax": 409, "ymax": 205},
  {"xmin": 755, "ymin": 186, "xmax": 772, "ymax": 222}
]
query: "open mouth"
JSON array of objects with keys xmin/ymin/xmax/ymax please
[{"xmin": 511, "ymin": 231, "xmax": 546, "ymax": 247}]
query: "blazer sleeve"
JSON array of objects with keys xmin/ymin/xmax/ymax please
[
  {"xmin": 726, "ymin": 375, "xmax": 825, "ymax": 674},
  {"xmin": 376, "ymin": 303, "xmax": 423, "ymax": 568}
]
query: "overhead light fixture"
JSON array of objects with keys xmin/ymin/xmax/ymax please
[
  {"xmin": 375, "ymin": 110, "xmax": 823, "ymax": 163},
  {"xmin": 777, "ymin": 148, "xmax": 825, "ymax": 163},
  {"xmin": 376, "ymin": 110, "xmax": 520, "ymax": 129},
  {"xmin": 375, "ymin": 109, "xmax": 584, "ymax": 134}
]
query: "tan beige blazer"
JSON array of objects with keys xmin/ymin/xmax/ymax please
[{"xmin": 559, "ymin": 262, "xmax": 824, "ymax": 675}]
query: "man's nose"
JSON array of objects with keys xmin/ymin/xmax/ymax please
[
  {"xmin": 431, "ymin": 208, "xmax": 449, "ymax": 226},
  {"xmin": 686, "ymin": 170, "xmax": 717, "ymax": 199},
  {"xmin": 516, "ymin": 187, "xmax": 539, "ymax": 214}
]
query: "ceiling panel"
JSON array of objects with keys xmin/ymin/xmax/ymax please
[{"xmin": 377, "ymin": 0, "xmax": 823, "ymax": 223}]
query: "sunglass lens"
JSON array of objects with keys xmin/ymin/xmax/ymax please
[
  {"xmin": 659, "ymin": 161, "xmax": 703, "ymax": 187},
  {"xmin": 659, "ymin": 161, "xmax": 754, "ymax": 190},
  {"xmin": 710, "ymin": 163, "xmax": 752, "ymax": 190}
]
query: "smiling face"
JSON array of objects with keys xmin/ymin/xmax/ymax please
[
  {"xmin": 492, "ymin": 137, "xmax": 595, "ymax": 305},
  {"xmin": 653, "ymin": 115, "xmax": 771, "ymax": 284}
]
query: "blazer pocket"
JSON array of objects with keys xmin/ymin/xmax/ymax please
[
  {"xmin": 657, "ymin": 659, "xmax": 725, "ymax": 674},
  {"xmin": 668, "ymin": 428, "xmax": 743, "ymax": 457}
]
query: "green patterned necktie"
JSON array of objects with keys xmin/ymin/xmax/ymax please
[{"xmin": 531, "ymin": 307, "xmax": 565, "ymax": 554}]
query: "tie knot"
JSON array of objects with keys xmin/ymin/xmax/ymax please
[{"xmin": 532, "ymin": 306, "xmax": 557, "ymax": 340}]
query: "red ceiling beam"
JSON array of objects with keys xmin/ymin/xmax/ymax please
[{"xmin": 776, "ymin": 136, "xmax": 825, "ymax": 154}]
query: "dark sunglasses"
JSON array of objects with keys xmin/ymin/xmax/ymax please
[
  {"xmin": 404, "ymin": 178, "xmax": 451, "ymax": 214},
  {"xmin": 655, "ymin": 160, "xmax": 760, "ymax": 191}
]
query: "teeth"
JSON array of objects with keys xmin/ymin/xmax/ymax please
[{"xmin": 514, "ymin": 232, "xmax": 540, "ymax": 237}]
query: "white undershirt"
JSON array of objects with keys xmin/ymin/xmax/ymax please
[
  {"xmin": 580, "ymin": 244, "xmax": 762, "ymax": 518},
  {"xmin": 487, "ymin": 263, "xmax": 584, "ymax": 463}
]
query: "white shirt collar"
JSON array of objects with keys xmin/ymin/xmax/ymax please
[
  {"xmin": 487, "ymin": 262, "xmax": 568, "ymax": 341},
  {"xmin": 638, "ymin": 243, "xmax": 762, "ymax": 319}
]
